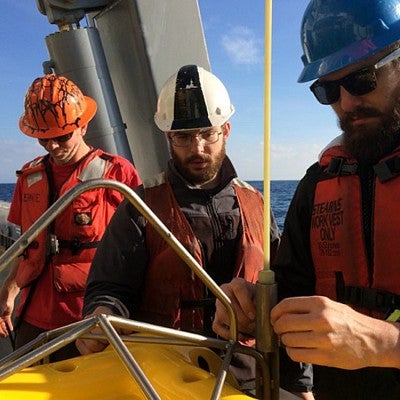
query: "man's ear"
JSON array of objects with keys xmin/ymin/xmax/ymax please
[
  {"xmin": 80, "ymin": 125, "xmax": 88, "ymax": 136},
  {"xmin": 223, "ymin": 121, "xmax": 231, "ymax": 139}
]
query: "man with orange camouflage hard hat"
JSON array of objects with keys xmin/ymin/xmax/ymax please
[{"xmin": 0, "ymin": 74, "xmax": 141, "ymax": 361}]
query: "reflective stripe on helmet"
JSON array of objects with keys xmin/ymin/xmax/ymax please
[{"xmin": 171, "ymin": 65, "xmax": 212, "ymax": 130}]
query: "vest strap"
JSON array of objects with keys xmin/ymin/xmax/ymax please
[
  {"xmin": 336, "ymin": 272, "xmax": 400, "ymax": 312},
  {"xmin": 373, "ymin": 155, "xmax": 400, "ymax": 183},
  {"xmin": 58, "ymin": 238, "xmax": 100, "ymax": 255},
  {"xmin": 181, "ymin": 298, "xmax": 215, "ymax": 309},
  {"xmin": 181, "ymin": 298, "xmax": 216, "ymax": 337},
  {"xmin": 327, "ymin": 157, "xmax": 358, "ymax": 176}
]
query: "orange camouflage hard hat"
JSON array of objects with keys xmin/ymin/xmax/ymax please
[{"xmin": 19, "ymin": 74, "xmax": 97, "ymax": 139}]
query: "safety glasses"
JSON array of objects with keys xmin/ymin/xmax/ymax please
[
  {"xmin": 38, "ymin": 132, "xmax": 74, "ymax": 145},
  {"xmin": 169, "ymin": 129, "xmax": 222, "ymax": 147},
  {"xmin": 310, "ymin": 47, "xmax": 400, "ymax": 105}
]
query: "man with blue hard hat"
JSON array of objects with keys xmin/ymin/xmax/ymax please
[{"xmin": 213, "ymin": 1, "xmax": 400, "ymax": 399}]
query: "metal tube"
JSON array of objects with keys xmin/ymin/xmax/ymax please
[
  {"xmin": 0, "ymin": 319, "xmax": 95, "ymax": 381},
  {"xmin": 211, "ymin": 341, "xmax": 235, "ymax": 400},
  {"xmin": 105, "ymin": 314, "xmax": 228, "ymax": 349},
  {"xmin": 256, "ymin": 1, "xmax": 280, "ymax": 398},
  {"xmin": 256, "ymin": 281, "xmax": 279, "ymax": 400},
  {"xmin": 80, "ymin": 333, "xmax": 227, "ymax": 349},
  {"xmin": 98, "ymin": 315, "xmax": 161, "ymax": 400}
]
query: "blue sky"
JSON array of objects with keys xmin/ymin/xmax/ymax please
[{"xmin": 0, "ymin": 1, "xmax": 340, "ymax": 182}]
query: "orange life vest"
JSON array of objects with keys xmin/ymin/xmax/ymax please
[
  {"xmin": 137, "ymin": 173, "xmax": 264, "ymax": 331},
  {"xmin": 310, "ymin": 141, "xmax": 400, "ymax": 316},
  {"xmin": 16, "ymin": 149, "xmax": 125, "ymax": 291}
]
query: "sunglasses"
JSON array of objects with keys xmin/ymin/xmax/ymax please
[
  {"xmin": 38, "ymin": 132, "xmax": 73, "ymax": 145},
  {"xmin": 310, "ymin": 47, "xmax": 400, "ymax": 105}
]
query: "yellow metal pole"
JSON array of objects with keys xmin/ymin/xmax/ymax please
[
  {"xmin": 262, "ymin": 0, "xmax": 273, "ymax": 277},
  {"xmin": 255, "ymin": 1, "xmax": 279, "ymax": 399}
]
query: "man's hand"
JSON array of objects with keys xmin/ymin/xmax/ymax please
[
  {"xmin": 212, "ymin": 277, "xmax": 257, "ymax": 341},
  {"xmin": 76, "ymin": 306, "xmax": 117, "ymax": 355},
  {"xmin": 271, "ymin": 295, "xmax": 400, "ymax": 370},
  {"xmin": 0, "ymin": 279, "xmax": 20, "ymax": 337}
]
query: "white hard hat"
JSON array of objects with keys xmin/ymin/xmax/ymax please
[{"xmin": 154, "ymin": 65, "xmax": 235, "ymax": 132}]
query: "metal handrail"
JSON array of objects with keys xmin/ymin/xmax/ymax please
[
  {"xmin": 0, "ymin": 179, "xmax": 252, "ymax": 399},
  {"xmin": 0, "ymin": 179, "xmax": 238, "ymax": 341}
]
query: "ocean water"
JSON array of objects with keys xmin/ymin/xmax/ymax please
[
  {"xmin": 0, "ymin": 181, "xmax": 299, "ymax": 231},
  {"xmin": 249, "ymin": 180, "xmax": 298, "ymax": 230},
  {"xmin": 0, "ymin": 184, "xmax": 15, "ymax": 203}
]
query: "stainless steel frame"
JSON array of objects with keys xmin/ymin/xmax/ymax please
[{"xmin": 0, "ymin": 179, "xmax": 273, "ymax": 399}]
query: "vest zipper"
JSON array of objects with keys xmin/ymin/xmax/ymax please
[{"xmin": 206, "ymin": 194, "xmax": 224, "ymax": 268}]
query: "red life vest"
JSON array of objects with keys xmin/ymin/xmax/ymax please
[
  {"xmin": 137, "ymin": 173, "xmax": 264, "ymax": 331},
  {"xmin": 16, "ymin": 149, "xmax": 126, "ymax": 292},
  {"xmin": 310, "ymin": 140, "xmax": 400, "ymax": 317}
]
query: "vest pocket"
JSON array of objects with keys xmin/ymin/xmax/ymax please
[{"xmin": 53, "ymin": 262, "xmax": 90, "ymax": 292}]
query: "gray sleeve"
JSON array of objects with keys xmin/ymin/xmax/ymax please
[
  {"xmin": 83, "ymin": 196, "xmax": 148, "ymax": 317},
  {"xmin": 83, "ymin": 295, "xmax": 130, "ymax": 318}
]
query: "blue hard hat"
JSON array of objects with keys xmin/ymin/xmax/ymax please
[{"xmin": 298, "ymin": 0, "xmax": 400, "ymax": 82}]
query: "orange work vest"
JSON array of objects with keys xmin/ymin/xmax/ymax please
[
  {"xmin": 16, "ymin": 149, "xmax": 123, "ymax": 292},
  {"xmin": 311, "ymin": 142, "xmax": 400, "ymax": 316},
  {"xmin": 137, "ymin": 173, "xmax": 264, "ymax": 331}
]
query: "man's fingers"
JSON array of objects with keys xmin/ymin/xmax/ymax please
[
  {"xmin": 226, "ymin": 278, "xmax": 256, "ymax": 319},
  {"xmin": 272, "ymin": 311, "xmax": 320, "ymax": 335},
  {"xmin": 271, "ymin": 295, "xmax": 334, "ymax": 326},
  {"xmin": 213, "ymin": 278, "xmax": 256, "ymax": 339},
  {"xmin": 0, "ymin": 321, "xmax": 8, "ymax": 337},
  {"xmin": 76, "ymin": 338, "xmax": 108, "ymax": 355},
  {"xmin": 212, "ymin": 319, "xmax": 230, "ymax": 338},
  {"xmin": 0, "ymin": 317, "xmax": 13, "ymax": 337},
  {"xmin": 279, "ymin": 329, "xmax": 328, "ymax": 349},
  {"xmin": 212, "ymin": 318, "xmax": 254, "ymax": 342}
]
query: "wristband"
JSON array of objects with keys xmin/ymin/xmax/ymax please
[{"xmin": 386, "ymin": 309, "xmax": 400, "ymax": 322}]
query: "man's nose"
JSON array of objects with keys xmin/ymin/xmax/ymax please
[
  {"xmin": 339, "ymin": 86, "xmax": 364, "ymax": 112},
  {"xmin": 190, "ymin": 134, "xmax": 206, "ymax": 151}
]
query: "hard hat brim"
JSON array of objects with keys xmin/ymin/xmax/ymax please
[{"xmin": 19, "ymin": 95, "xmax": 97, "ymax": 139}]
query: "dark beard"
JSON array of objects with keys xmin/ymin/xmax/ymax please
[
  {"xmin": 171, "ymin": 143, "xmax": 226, "ymax": 185},
  {"xmin": 340, "ymin": 103, "xmax": 400, "ymax": 163}
]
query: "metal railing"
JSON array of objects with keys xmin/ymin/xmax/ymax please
[{"xmin": 0, "ymin": 179, "xmax": 275, "ymax": 400}]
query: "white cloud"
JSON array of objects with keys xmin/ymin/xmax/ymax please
[
  {"xmin": 221, "ymin": 26, "xmax": 263, "ymax": 65},
  {"xmin": 228, "ymin": 138, "xmax": 325, "ymax": 181}
]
